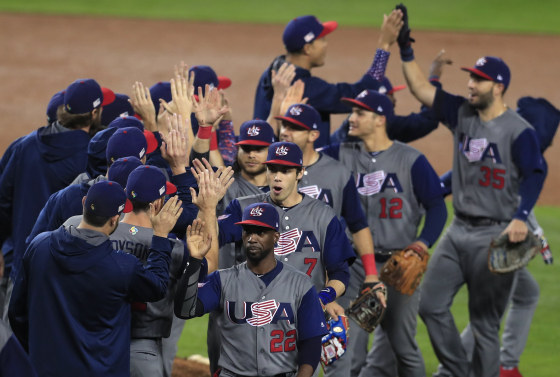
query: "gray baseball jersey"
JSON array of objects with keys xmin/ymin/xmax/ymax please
[
  {"xmin": 110, "ymin": 223, "xmax": 186, "ymax": 338},
  {"xmin": 219, "ymin": 193, "xmax": 355, "ymax": 291},
  {"xmin": 337, "ymin": 141, "xmax": 424, "ymax": 250},
  {"xmin": 449, "ymin": 107, "xmax": 532, "ymax": 220},
  {"xmin": 198, "ymin": 262, "xmax": 326, "ymax": 376}
]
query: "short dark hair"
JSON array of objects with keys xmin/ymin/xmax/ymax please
[
  {"xmin": 83, "ymin": 208, "xmax": 113, "ymax": 227},
  {"xmin": 130, "ymin": 198, "xmax": 151, "ymax": 213},
  {"xmin": 57, "ymin": 107, "xmax": 94, "ymax": 130}
]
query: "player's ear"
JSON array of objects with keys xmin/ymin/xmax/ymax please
[
  {"xmin": 273, "ymin": 232, "xmax": 280, "ymax": 244},
  {"xmin": 302, "ymin": 43, "xmax": 313, "ymax": 57},
  {"xmin": 297, "ymin": 167, "xmax": 305, "ymax": 180},
  {"xmin": 308, "ymin": 130, "xmax": 320, "ymax": 143},
  {"xmin": 82, "ymin": 196, "xmax": 86, "ymax": 209},
  {"xmin": 494, "ymin": 83, "xmax": 505, "ymax": 97}
]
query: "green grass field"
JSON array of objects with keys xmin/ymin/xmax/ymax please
[
  {"xmin": 177, "ymin": 203, "xmax": 560, "ymax": 376},
  {"xmin": 1, "ymin": 0, "xmax": 560, "ymax": 34}
]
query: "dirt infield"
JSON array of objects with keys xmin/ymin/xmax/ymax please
[{"xmin": 1, "ymin": 13, "xmax": 558, "ymax": 204}]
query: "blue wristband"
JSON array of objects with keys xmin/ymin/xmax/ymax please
[
  {"xmin": 400, "ymin": 45, "xmax": 415, "ymax": 62},
  {"xmin": 318, "ymin": 287, "xmax": 337, "ymax": 306}
]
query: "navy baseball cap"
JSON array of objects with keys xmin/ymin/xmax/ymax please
[
  {"xmin": 64, "ymin": 79, "xmax": 105, "ymax": 114},
  {"xmin": 235, "ymin": 120, "xmax": 276, "ymax": 146},
  {"xmin": 107, "ymin": 116, "xmax": 158, "ymax": 154},
  {"xmin": 461, "ymin": 56, "xmax": 511, "ymax": 89},
  {"xmin": 235, "ymin": 202, "xmax": 279, "ymax": 231},
  {"xmin": 190, "ymin": 65, "xmax": 232, "ymax": 92},
  {"xmin": 275, "ymin": 103, "xmax": 321, "ymax": 131},
  {"xmin": 149, "ymin": 81, "xmax": 172, "ymax": 115},
  {"xmin": 283, "ymin": 15, "xmax": 338, "ymax": 52},
  {"xmin": 126, "ymin": 165, "xmax": 177, "ymax": 204},
  {"xmin": 377, "ymin": 77, "xmax": 406, "ymax": 95},
  {"xmin": 101, "ymin": 93, "xmax": 135, "ymax": 126},
  {"xmin": 87, "ymin": 127, "xmax": 119, "ymax": 172},
  {"xmin": 85, "ymin": 180, "xmax": 131, "ymax": 217},
  {"xmin": 106, "ymin": 127, "xmax": 148, "ymax": 164},
  {"xmin": 341, "ymin": 90, "xmax": 394, "ymax": 118},
  {"xmin": 46, "ymin": 90, "xmax": 65, "ymax": 124},
  {"xmin": 264, "ymin": 141, "xmax": 303, "ymax": 167},
  {"xmin": 107, "ymin": 156, "xmax": 143, "ymax": 188}
]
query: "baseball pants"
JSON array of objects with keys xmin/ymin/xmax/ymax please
[
  {"xmin": 419, "ymin": 217, "xmax": 514, "ymax": 377},
  {"xmin": 324, "ymin": 258, "xmax": 370, "ymax": 377},
  {"xmin": 435, "ymin": 266, "xmax": 539, "ymax": 376},
  {"xmin": 162, "ymin": 315, "xmax": 186, "ymax": 377},
  {"xmin": 130, "ymin": 338, "xmax": 164, "ymax": 377},
  {"xmin": 358, "ymin": 267, "xmax": 425, "ymax": 377}
]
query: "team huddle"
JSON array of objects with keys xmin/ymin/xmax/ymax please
[{"xmin": 0, "ymin": 3, "xmax": 558, "ymax": 377}]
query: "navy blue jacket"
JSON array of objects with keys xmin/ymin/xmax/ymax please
[
  {"xmin": 0, "ymin": 124, "xmax": 90, "ymax": 278},
  {"xmin": 9, "ymin": 226, "xmax": 171, "ymax": 377},
  {"xmin": 253, "ymin": 56, "xmax": 379, "ymax": 148}
]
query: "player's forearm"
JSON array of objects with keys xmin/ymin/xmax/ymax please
[
  {"xmin": 296, "ymin": 364, "xmax": 315, "ymax": 377},
  {"xmin": 174, "ymin": 256, "xmax": 204, "ymax": 319},
  {"xmin": 326, "ymin": 280, "xmax": 346, "ymax": 299},
  {"xmin": 402, "ymin": 60, "xmax": 436, "ymax": 108},
  {"xmin": 351, "ymin": 227, "xmax": 378, "ymax": 279},
  {"xmin": 197, "ymin": 208, "xmax": 219, "ymax": 273}
]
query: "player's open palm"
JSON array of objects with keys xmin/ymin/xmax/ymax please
[
  {"xmin": 150, "ymin": 196, "xmax": 183, "ymax": 237},
  {"xmin": 186, "ymin": 219, "xmax": 212, "ymax": 259}
]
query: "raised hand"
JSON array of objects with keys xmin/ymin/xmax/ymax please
[
  {"xmin": 379, "ymin": 9, "xmax": 404, "ymax": 49},
  {"xmin": 150, "ymin": 196, "xmax": 183, "ymax": 237},
  {"xmin": 429, "ymin": 49, "xmax": 453, "ymax": 78},
  {"xmin": 280, "ymin": 80, "xmax": 308, "ymax": 116},
  {"xmin": 190, "ymin": 158, "xmax": 234, "ymax": 207},
  {"xmin": 271, "ymin": 62, "xmax": 296, "ymax": 103},
  {"xmin": 192, "ymin": 84, "xmax": 230, "ymax": 128},
  {"xmin": 186, "ymin": 219, "xmax": 212, "ymax": 259},
  {"xmin": 160, "ymin": 73, "xmax": 195, "ymax": 123},
  {"xmin": 129, "ymin": 81, "xmax": 157, "ymax": 131},
  {"xmin": 161, "ymin": 114, "xmax": 189, "ymax": 175}
]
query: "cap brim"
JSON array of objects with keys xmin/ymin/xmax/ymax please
[
  {"xmin": 144, "ymin": 130, "xmax": 158, "ymax": 154},
  {"xmin": 274, "ymin": 116, "xmax": 312, "ymax": 130},
  {"xmin": 134, "ymin": 114, "xmax": 143, "ymax": 121},
  {"xmin": 388, "ymin": 85, "xmax": 406, "ymax": 95},
  {"xmin": 165, "ymin": 181, "xmax": 177, "ymax": 195},
  {"xmin": 461, "ymin": 67, "xmax": 494, "ymax": 81},
  {"xmin": 101, "ymin": 87, "xmax": 116, "ymax": 106},
  {"xmin": 317, "ymin": 21, "xmax": 338, "ymax": 39},
  {"xmin": 235, "ymin": 140, "xmax": 272, "ymax": 146},
  {"xmin": 235, "ymin": 219, "xmax": 277, "ymax": 230},
  {"xmin": 217, "ymin": 76, "xmax": 232, "ymax": 90},
  {"xmin": 123, "ymin": 199, "xmax": 133, "ymax": 213},
  {"xmin": 264, "ymin": 159, "xmax": 302, "ymax": 167},
  {"xmin": 341, "ymin": 97, "xmax": 375, "ymax": 112}
]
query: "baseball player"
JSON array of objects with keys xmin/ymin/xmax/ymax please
[
  {"xmin": 9, "ymin": 180, "xmax": 181, "ymax": 376},
  {"xmin": 0, "ymin": 78, "xmax": 112, "ymax": 320},
  {"xmin": 434, "ymin": 96, "xmax": 559, "ymax": 377},
  {"xmin": 320, "ymin": 90, "xmax": 447, "ymax": 377},
  {"xmin": 175, "ymin": 202, "xmax": 327, "ymax": 377},
  {"xmin": 254, "ymin": 11, "xmax": 405, "ymax": 148},
  {"xmin": 196, "ymin": 142, "xmax": 355, "ymax": 318},
  {"xmin": 396, "ymin": 8, "xmax": 546, "ymax": 375},
  {"xmin": 276, "ymin": 103, "xmax": 383, "ymax": 376}
]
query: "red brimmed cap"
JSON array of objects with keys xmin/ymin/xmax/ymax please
[
  {"xmin": 377, "ymin": 77, "xmax": 406, "ymax": 95},
  {"xmin": 235, "ymin": 120, "xmax": 276, "ymax": 146},
  {"xmin": 283, "ymin": 15, "xmax": 338, "ymax": 52},
  {"xmin": 235, "ymin": 202, "xmax": 279, "ymax": 231},
  {"xmin": 126, "ymin": 165, "xmax": 177, "ymax": 205},
  {"xmin": 275, "ymin": 103, "xmax": 321, "ymax": 131},
  {"xmin": 85, "ymin": 180, "xmax": 132, "ymax": 217},
  {"xmin": 101, "ymin": 87, "xmax": 116, "ymax": 106},
  {"xmin": 461, "ymin": 56, "xmax": 510, "ymax": 89},
  {"xmin": 264, "ymin": 141, "xmax": 303, "ymax": 167},
  {"xmin": 341, "ymin": 90, "xmax": 394, "ymax": 118}
]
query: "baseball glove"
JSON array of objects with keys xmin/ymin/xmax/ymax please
[
  {"xmin": 396, "ymin": 3, "xmax": 415, "ymax": 49},
  {"xmin": 345, "ymin": 282, "xmax": 387, "ymax": 333},
  {"xmin": 379, "ymin": 244, "xmax": 429, "ymax": 296},
  {"xmin": 488, "ymin": 233, "xmax": 540, "ymax": 274},
  {"xmin": 320, "ymin": 315, "xmax": 349, "ymax": 368}
]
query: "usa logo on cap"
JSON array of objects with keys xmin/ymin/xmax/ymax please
[
  {"xmin": 250, "ymin": 206, "xmax": 264, "ymax": 217},
  {"xmin": 247, "ymin": 125, "xmax": 260, "ymax": 136},
  {"xmin": 476, "ymin": 57, "xmax": 487, "ymax": 66},
  {"xmin": 289, "ymin": 106, "xmax": 303, "ymax": 116},
  {"xmin": 276, "ymin": 145, "xmax": 289, "ymax": 156}
]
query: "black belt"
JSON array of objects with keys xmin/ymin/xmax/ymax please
[
  {"xmin": 456, "ymin": 212, "xmax": 504, "ymax": 227},
  {"xmin": 375, "ymin": 250, "xmax": 399, "ymax": 263},
  {"xmin": 220, "ymin": 369, "xmax": 292, "ymax": 377}
]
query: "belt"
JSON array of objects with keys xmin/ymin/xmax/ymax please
[
  {"xmin": 456, "ymin": 212, "xmax": 504, "ymax": 227},
  {"xmin": 220, "ymin": 368, "xmax": 293, "ymax": 377},
  {"xmin": 374, "ymin": 250, "xmax": 399, "ymax": 263}
]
